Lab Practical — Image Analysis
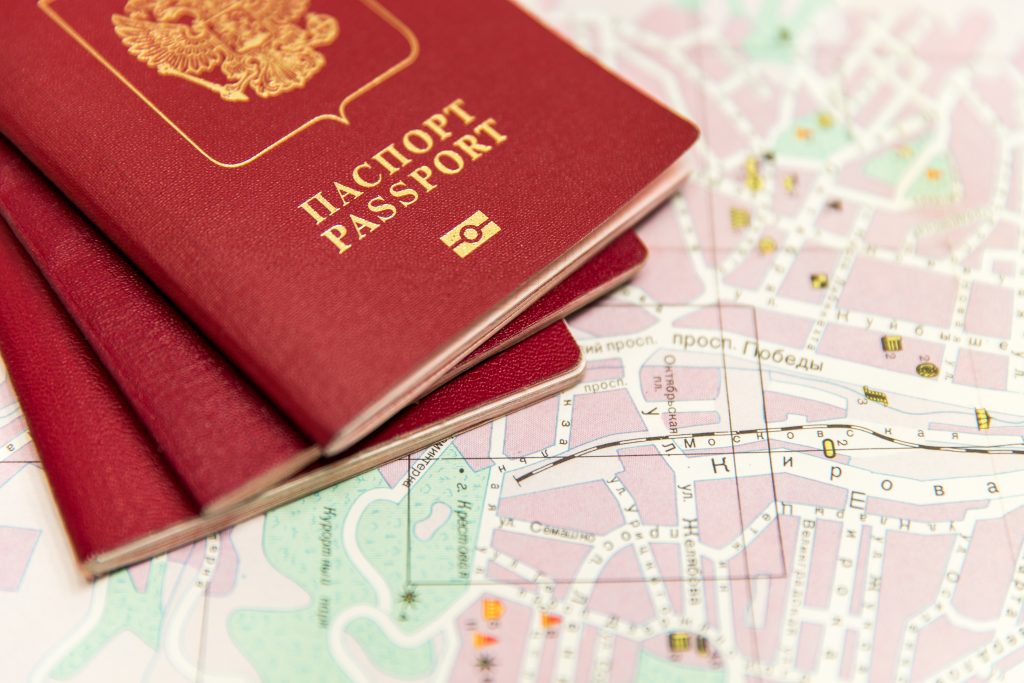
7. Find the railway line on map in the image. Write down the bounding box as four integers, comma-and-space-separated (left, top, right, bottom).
514, 422, 1024, 483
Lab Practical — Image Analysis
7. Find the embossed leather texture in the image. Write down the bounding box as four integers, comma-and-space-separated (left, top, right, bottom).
0, 138, 641, 509
0, 221, 196, 565
0, 139, 309, 510
0, 0, 698, 450
0, 214, 583, 574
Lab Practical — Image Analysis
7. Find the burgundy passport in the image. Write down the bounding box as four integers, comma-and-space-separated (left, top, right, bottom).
0, 218, 584, 575
0, 0, 698, 453
0, 137, 645, 510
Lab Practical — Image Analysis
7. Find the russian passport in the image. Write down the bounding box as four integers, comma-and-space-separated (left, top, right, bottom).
0, 0, 699, 575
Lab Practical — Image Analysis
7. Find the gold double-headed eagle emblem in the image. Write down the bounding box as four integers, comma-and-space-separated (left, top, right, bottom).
112, 0, 339, 102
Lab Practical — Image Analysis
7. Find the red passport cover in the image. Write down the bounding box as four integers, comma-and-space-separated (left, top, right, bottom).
0, 137, 644, 510
0, 0, 698, 451
0, 218, 583, 573
448, 230, 646, 379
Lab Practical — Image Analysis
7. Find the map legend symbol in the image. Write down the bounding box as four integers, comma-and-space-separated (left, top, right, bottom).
730, 207, 751, 230
916, 362, 939, 378
482, 598, 504, 622
473, 633, 498, 649
475, 655, 495, 672
783, 174, 798, 194
822, 439, 836, 458
863, 386, 889, 406
976, 408, 991, 430
881, 335, 903, 352
810, 273, 829, 289
540, 613, 562, 629
758, 237, 777, 254
827, 199, 843, 211
744, 156, 763, 192
697, 636, 710, 655
818, 112, 834, 128
668, 632, 690, 653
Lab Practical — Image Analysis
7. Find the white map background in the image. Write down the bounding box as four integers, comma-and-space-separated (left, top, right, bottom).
4, 0, 1024, 680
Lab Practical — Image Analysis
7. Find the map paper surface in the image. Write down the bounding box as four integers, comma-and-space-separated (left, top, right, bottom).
4, 0, 1024, 681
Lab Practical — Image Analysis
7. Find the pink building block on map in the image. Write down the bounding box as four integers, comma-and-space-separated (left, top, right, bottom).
633, 249, 706, 304
752, 310, 814, 349
499, 481, 625, 536
616, 446, 677, 526
503, 398, 557, 459
570, 303, 658, 338
485, 561, 535, 593
723, 247, 777, 292
726, 516, 797, 661
633, 201, 686, 249
868, 531, 956, 681
964, 221, 1018, 270
581, 359, 624, 383
773, 473, 848, 510
777, 244, 841, 305
795, 622, 824, 673
694, 475, 776, 550
0, 526, 40, 591
764, 391, 846, 423
950, 99, 1000, 210
964, 282, 1013, 339
575, 625, 600, 682
911, 616, 994, 682
839, 257, 958, 328
489, 529, 591, 584
817, 322, 946, 377
588, 547, 657, 625
863, 498, 988, 524
569, 388, 647, 447
650, 543, 683, 612
953, 506, 1024, 621
640, 364, 721, 402
803, 520, 842, 610
840, 628, 859, 679
975, 70, 1023, 129
953, 348, 1009, 391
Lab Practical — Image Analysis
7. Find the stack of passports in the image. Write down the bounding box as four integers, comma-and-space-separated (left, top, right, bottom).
0, 0, 699, 576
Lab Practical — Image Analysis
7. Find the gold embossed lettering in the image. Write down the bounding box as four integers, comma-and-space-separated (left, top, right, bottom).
443, 98, 475, 125
389, 180, 419, 207
333, 181, 364, 207
474, 118, 507, 145
367, 196, 398, 221
321, 224, 352, 254
299, 192, 340, 225
423, 113, 452, 141
350, 213, 380, 239
352, 162, 383, 189
372, 144, 413, 175
434, 150, 465, 175
402, 129, 434, 155
408, 165, 438, 192
301, 100, 510, 256
453, 134, 492, 161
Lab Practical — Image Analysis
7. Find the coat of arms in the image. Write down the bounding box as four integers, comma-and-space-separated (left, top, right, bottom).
112, 0, 340, 102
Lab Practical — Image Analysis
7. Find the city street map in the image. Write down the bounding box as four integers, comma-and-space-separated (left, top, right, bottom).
4, 0, 1024, 681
